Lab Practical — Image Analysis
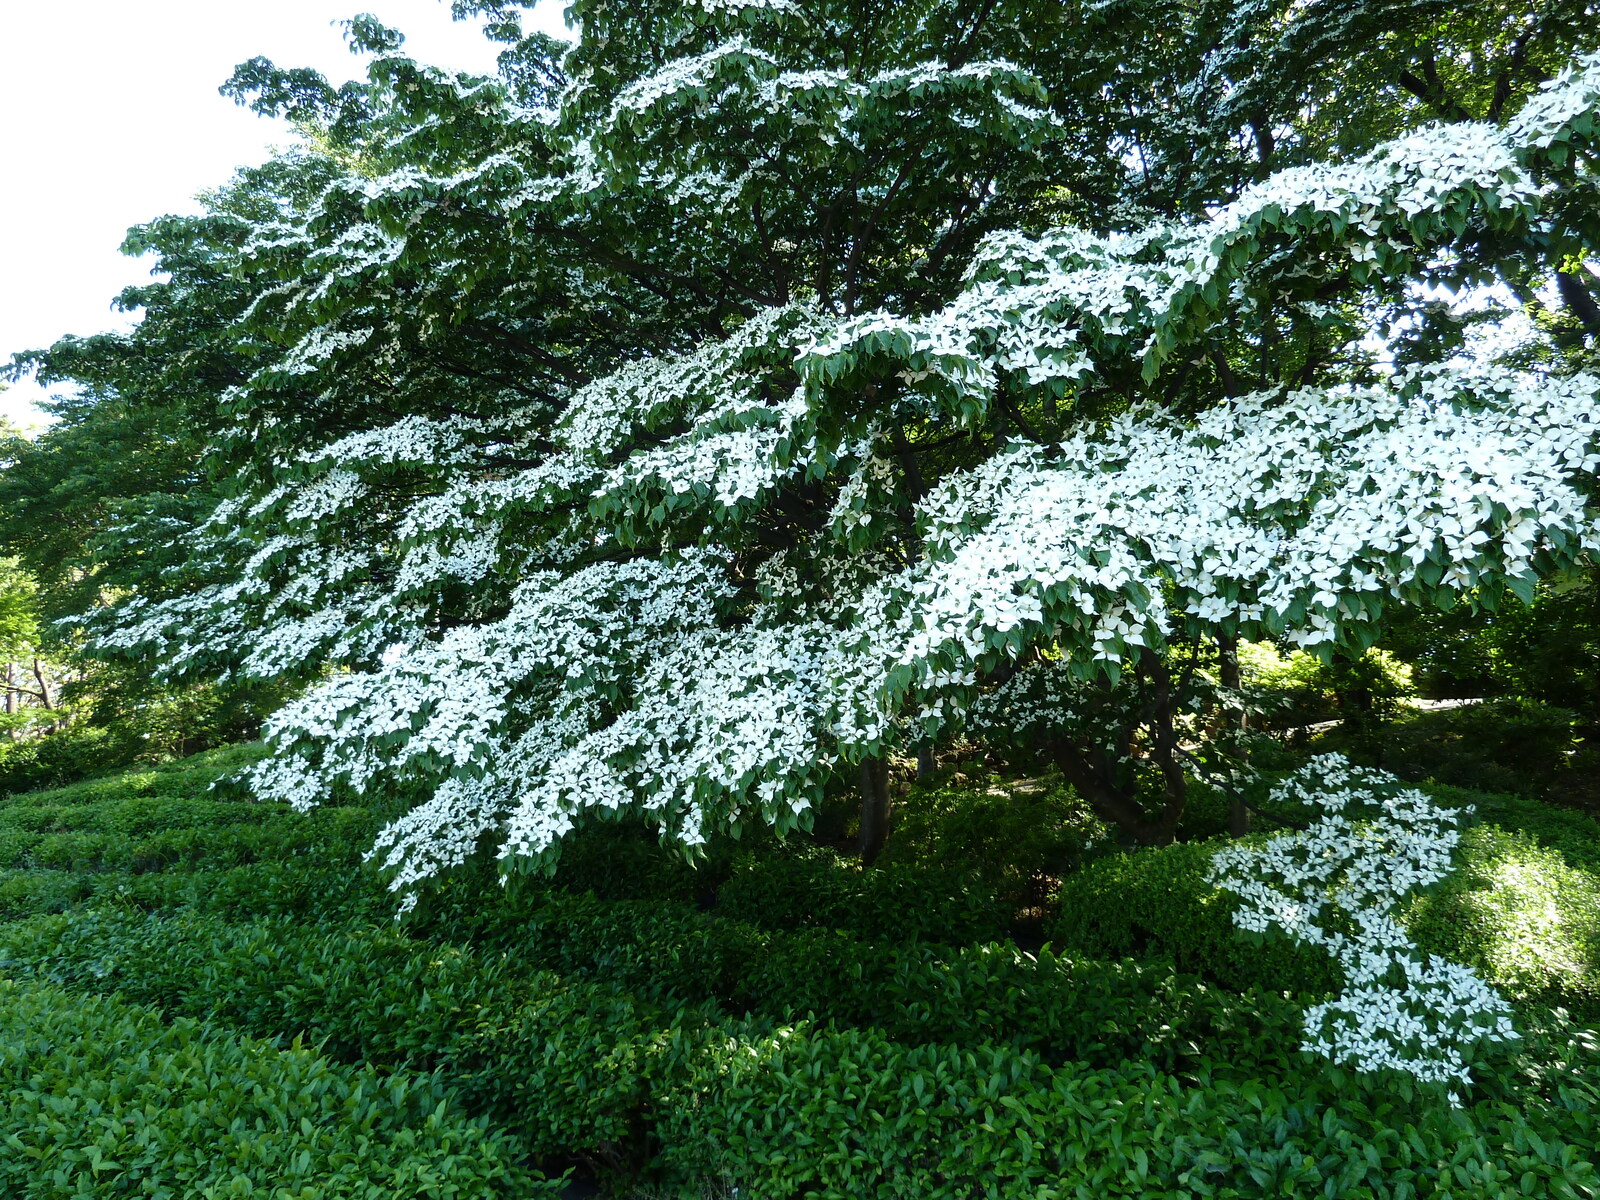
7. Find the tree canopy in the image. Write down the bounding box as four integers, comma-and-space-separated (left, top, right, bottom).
6, 0, 1599, 911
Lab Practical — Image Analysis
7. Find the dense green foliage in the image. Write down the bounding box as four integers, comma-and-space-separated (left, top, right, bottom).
3, 747, 1598, 1196
0, 980, 546, 1199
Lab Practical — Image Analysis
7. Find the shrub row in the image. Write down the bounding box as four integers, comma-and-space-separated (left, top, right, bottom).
0, 977, 555, 1198
1405, 824, 1600, 1018
0, 743, 267, 811
715, 844, 1009, 943
0, 902, 1300, 1082
0, 806, 378, 874
0, 908, 713, 1176
655, 1024, 1600, 1200
0, 860, 393, 923
426, 888, 1302, 1073
6, 912, 1596, 1199
1052, 838, 1342, 995
0, 794, 273, 836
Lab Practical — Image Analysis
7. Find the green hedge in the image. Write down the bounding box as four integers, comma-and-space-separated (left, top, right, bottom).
1405, 825, 1600, 1018
1052, 838, 1342, 995
0, 808, 378, 874
1436, 785, 1600, 873
0, 978, 554, 1198
0, 743, 266, 810
5, 747, 1600, 1197
0, 908, 700, 1173
0, 902, 1303, 1081
0, 861, 392, 924
1052, 818, 1600, 1017
655, 1021, 1600, 1199
879, 774, 1099, 904
8, 909, 1596, 1199
716, 844, 1009, 944
400, 886, 1307, 1074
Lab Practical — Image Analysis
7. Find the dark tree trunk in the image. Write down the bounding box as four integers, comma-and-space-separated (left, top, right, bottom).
857, 755, 892, 864
1216, 634, 1251, 837
1218, 634, 1241, 693
1557, 268, 1600, 339
1046, 739, 1184, 846
916, 744, 936, 781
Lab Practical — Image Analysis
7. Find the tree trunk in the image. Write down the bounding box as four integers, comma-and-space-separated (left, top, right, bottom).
1557, 268, 1600, 339
1047, 740, 1183, 847
1217, 634, 1241, 693
1216, 635, 1251, 836
916, 744, 936, 782
857, 755, 892, 864
32, 659, 55, 711
4, 663, 16, 716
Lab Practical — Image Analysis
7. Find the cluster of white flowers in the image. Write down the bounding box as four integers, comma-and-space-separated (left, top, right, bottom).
1507, 50, 1600, 149
798, 56, 1600, 414
1209, 756, 1518, 1093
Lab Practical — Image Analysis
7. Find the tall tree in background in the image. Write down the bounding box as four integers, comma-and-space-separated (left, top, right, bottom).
4, 0, 1599, 897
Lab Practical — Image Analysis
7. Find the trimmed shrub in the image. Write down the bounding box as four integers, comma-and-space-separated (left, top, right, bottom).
1406, 825, 1600, 1018
0, 742, 266, 810
717, 844, 1008, 944
0, 978, 554, 1198
880, 775, 1099, 907
656, 1021, 1600, 1200
1051, 838, 1342, 995
1370, 699, 1582, 797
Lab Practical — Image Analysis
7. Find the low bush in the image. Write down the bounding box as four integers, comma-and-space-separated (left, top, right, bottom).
1051, 838, 1342, 995
1436, 785, 1600, 873
0, 807, 378, 873
879, 774, 1100, 907
0, 978, 554, 1198
0, 910, 524, 1069
13, 906, 1595, 1200
0, 861, 392, 923
5, 745, 1600, 1197
0, 893, 1310, 1102
656, 1020, 1600, 1200
1053, 810, 1600, 1022
0, 742, 266, 809
0, 907, 711, 1177
0, 869, 90, 920
1367, 699, 1582, 796
1405, 825, 1600, 1018
449, 889, 1310, 1072
716, 843, 1008, 944
0, 725, 120, 798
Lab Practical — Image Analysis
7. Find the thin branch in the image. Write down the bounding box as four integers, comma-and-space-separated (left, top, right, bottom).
1174, 746, 1311, 832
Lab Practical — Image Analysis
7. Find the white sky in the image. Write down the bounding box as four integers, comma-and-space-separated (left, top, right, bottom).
0, 0, 569, 430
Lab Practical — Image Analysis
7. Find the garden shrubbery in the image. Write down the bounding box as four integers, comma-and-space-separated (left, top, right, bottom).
1051, 837, 1344, 995
3, 748, 1600, 1196
0, 978, 552, 1199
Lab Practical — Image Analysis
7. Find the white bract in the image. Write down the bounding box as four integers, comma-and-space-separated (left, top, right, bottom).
1209, 756, 1518, 1094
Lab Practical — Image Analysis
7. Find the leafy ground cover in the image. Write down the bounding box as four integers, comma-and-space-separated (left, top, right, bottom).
2, 747, 1599, 1197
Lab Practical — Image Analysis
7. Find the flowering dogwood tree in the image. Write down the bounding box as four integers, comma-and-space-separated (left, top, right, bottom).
22, 0, 1597, 919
